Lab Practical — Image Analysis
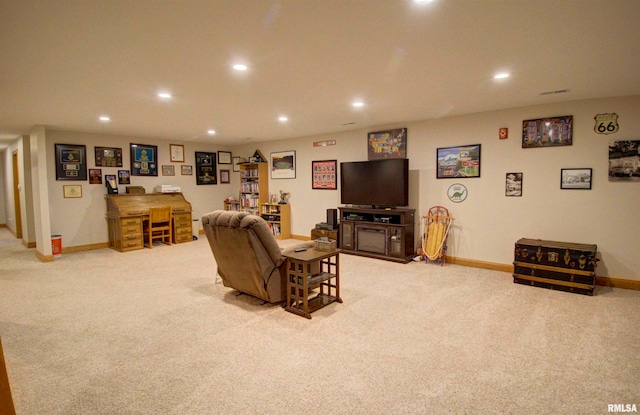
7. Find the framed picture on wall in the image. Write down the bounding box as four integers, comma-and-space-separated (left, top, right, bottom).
608, 140, 640, 181
271, 150, 296, 179
162, 165, 175, 176
55, 144, 87, 180
63, 185, 82, 198
505, 173, 523, 196
218, 151, 232, 164
367, 128, 407, 160
89, 169, 102, 184
118, 170, 130, 184
312, 160, 337, 189
195, 151, 217, 185
55, 143, 88, 181
170, 144, 184, 162
436, 144, 481, 179
522, 115, 573, 148
561, 168, 592, 189
94, 146, 123, 167
181, 165, 193, 175
130, 143, 158, 176
220, 169, 230, 183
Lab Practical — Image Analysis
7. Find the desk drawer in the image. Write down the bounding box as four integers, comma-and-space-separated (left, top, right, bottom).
173, 213, 191, 226
174, 226, 192, 243
121, 217, 142, 227
121, 225, 142, 235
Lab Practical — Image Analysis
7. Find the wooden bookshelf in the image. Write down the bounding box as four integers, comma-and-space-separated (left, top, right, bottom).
261, 203, 290, 239
238, 162, 269, 215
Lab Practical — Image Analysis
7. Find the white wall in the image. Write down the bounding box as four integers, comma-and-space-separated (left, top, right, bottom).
5, 95, 638, 281
45, 129, 234, 247
234, 95, 640, 281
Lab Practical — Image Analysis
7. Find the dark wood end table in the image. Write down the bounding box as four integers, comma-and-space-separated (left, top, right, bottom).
283, 248, 341, 319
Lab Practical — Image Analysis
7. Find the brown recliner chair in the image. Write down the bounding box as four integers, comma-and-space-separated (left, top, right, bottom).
202, 210, 314, 303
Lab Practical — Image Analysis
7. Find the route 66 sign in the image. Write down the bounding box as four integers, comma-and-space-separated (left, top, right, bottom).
594, 113, 619, 135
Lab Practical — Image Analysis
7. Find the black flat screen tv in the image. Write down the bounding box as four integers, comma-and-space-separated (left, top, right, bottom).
340, 158, 409, 207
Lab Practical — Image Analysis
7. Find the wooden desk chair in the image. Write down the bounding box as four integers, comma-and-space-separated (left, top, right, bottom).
144, 207, 172, 248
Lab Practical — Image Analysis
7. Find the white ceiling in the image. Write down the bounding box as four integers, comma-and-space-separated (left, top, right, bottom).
1, 0, 639, 150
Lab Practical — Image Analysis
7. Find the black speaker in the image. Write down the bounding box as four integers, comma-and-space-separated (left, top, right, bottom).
327, 208, 338, 228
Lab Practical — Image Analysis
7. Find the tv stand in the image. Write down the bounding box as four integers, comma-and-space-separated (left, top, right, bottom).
339, 206, 415, 263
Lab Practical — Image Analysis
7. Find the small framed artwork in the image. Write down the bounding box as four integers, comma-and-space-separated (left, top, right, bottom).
271, 150, 296, 179
195, 151, 217, 185
89, 169, 102, 184
522, 115, 573, 148
162, 165, 175, 176
118, 170, 130, 184
220, 169, 230, 183
561, 168, 592, 189
218, 151, 232, 164
181, 165, 193, 175
63, 185, 82, 198
505, 173, 523, 196
312, 160, 337, 190
55, 143, 88, 181
367, 128, 407, 160
130, 143, 158, 176
94, 146, 123, 167
170, 144, 184, 162
436, 144, 481, 179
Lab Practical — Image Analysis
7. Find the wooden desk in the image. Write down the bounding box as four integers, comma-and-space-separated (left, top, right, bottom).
105, 193, 193, 252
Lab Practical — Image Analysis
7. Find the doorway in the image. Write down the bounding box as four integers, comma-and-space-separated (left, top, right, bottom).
12, 151, 22, 239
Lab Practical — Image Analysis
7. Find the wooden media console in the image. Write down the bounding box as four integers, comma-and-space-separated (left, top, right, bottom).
339, 206, 415, 263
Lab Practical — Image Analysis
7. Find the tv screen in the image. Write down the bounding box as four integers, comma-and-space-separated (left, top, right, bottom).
340, 158, 409, 207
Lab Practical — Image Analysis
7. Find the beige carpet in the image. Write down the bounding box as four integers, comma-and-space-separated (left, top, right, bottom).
0, 228, 639, 414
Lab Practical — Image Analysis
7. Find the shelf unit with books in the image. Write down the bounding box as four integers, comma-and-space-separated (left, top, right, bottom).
238, 162, 269, 215
261, 203, 291, 239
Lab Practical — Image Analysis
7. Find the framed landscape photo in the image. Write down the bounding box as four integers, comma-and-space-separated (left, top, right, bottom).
368, 128, 407, 160
94, 146, 123, 167
170, 144, 184, 162
436, 144, 481, 179
271, 150, 296, 179
522, 115, 573, 148
130, 143, 158, 176
312, 160, 337, 189
55, 143, 88, 181
195, 151, 217, 185
561, 168, 592, 189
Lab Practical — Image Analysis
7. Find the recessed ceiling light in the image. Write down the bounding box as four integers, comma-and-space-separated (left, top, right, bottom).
233, 64, 248, 71
352, 101, 364, 107
494, 73, 510, 79
278, 116, 288, 122
207, 129, 216, 135
158, 92, 172, 99
98, 116, 110, 122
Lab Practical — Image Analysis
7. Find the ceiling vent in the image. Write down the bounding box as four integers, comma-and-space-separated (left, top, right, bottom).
540, 89, 570, 96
